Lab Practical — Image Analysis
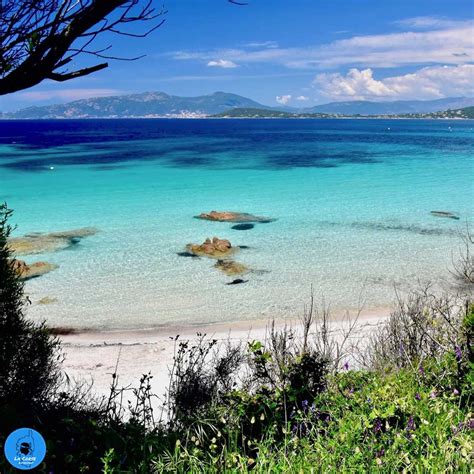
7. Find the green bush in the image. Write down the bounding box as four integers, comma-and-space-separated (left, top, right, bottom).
0, 203, 61, 409
155, 359, 472, 473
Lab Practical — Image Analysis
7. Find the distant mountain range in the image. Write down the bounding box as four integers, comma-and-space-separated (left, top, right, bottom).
1, 91, 474, 119
1, 92, 269, 119
304, 97, 474, 115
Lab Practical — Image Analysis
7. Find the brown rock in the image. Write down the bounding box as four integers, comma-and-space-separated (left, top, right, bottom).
186, 237, 236, 259
214, 260, 249, 276
8, 227, 97, 255
11, 259, 58, 280
195, 211, 274, 223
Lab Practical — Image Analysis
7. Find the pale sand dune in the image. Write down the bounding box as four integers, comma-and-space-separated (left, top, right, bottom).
60, 307, 390, 403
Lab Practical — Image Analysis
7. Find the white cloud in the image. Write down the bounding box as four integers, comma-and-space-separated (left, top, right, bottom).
313, 65, 474, 100
18, 88, 123, 101
276, 95, 292, 105
244, 41, 279, 49
207, 59, 238, 68
296, 95, 309, 101
172, 20, 473, 69
393, 16, 466, 30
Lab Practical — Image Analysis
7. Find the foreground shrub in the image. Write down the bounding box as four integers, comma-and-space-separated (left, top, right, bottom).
152, 358, 473, 473
0, 203, 61, 409
365, 287, 469, 371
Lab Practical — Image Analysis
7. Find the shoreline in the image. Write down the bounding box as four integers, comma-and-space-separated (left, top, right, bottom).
57, 303, 391, 340
59, 306, 391, 400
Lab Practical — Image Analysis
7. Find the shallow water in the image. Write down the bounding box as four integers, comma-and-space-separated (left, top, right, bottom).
0, 119, 472, 329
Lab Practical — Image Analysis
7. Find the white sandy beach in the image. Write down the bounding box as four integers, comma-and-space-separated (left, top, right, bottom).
60, 307, 390, 404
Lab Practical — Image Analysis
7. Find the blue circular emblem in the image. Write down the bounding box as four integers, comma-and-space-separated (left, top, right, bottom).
4, 428, 46, 470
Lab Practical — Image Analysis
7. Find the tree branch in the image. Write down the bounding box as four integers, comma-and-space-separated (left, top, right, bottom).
47, 62, 108, 81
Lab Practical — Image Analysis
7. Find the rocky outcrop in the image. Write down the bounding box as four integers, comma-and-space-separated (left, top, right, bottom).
186, 237, 237, 259
11, 259, 58, 280
195, 211, 274, 223
8, 227, 97, 255
430, 211, 460, 220
214, 259, 249, 276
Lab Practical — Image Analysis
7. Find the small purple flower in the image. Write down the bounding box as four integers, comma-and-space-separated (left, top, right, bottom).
469, 419, 474, 430
452, 421, 465, 435
419, 365, 425, 376
429, 390, 437, 399
453, 388, 459, 396
406, 416, 415, 432
373, 418, 383, 434
455, 346, 462, 362
376, 448, 385, 458
348, 387, 354, 395
415, 393, 421, 401
343, 361, 349, 370
302, 399, 309, 411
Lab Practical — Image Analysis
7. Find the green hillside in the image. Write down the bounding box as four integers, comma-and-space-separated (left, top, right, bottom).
212, 107, 334, 118
214, 106, 474, 119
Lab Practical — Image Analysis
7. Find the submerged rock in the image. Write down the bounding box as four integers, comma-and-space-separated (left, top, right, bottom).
231, 223, 255, 231
214, 259, 249, 276
430, 211, 460, 220
186, 237, 237, 259
11, 259, 58, 280
38, 296, 58, 305
8, 227, 98, 255
226, 278, 248, 285
177, 251, 200, 258
195, 211, 274, 223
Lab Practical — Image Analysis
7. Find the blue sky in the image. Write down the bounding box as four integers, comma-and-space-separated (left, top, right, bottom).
1, 0, 473, 111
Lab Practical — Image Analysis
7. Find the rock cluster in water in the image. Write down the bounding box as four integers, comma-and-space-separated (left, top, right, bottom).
8, 227, 97, 255
7, 227, 97, 284
186, 210, 275, 282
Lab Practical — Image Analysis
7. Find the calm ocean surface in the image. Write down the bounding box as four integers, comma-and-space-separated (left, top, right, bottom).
0, 119, 473, 329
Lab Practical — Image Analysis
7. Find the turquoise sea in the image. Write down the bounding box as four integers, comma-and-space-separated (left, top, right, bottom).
0, 119, 473, 329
